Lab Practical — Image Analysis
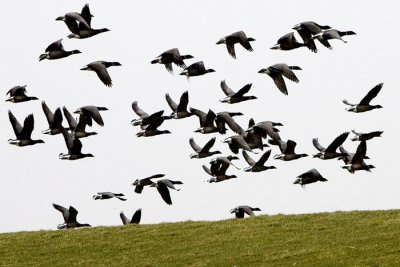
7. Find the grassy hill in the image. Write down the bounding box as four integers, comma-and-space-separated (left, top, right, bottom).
1, 210, 399, 266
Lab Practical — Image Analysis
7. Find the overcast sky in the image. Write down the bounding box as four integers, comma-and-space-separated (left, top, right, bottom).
1, 1, 399, 233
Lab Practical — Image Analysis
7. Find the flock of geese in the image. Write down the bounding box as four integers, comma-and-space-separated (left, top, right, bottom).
6, 4, 385, 228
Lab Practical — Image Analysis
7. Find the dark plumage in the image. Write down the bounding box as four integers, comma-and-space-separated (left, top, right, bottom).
52, 203, 91, 229
209, 156, 240, 174
180, 61, 215, 77
219, 80, 257, 104
39, 39, 81, 61
202, 164, 237, 183
59, 128, 94, 160
132, 174, 165, 194
230, 205, 261, 218
120, 209, 142, 225
62, 106, 97, 138
216, 31, 255, 58
292, 21, 331, 52
341, 142, 374, 173
130, 101, 168, 128
193, 109, 219, 134
166, 91, 192, 119
80, 61, 121, 87
6, 85, 38, 103
351, 130, 383, 141
223, 135, 253, 154
73, 105, 108, 127
56, 9, 90, 35
93, 192, 126, 201
343, 83, 383, 113
258, 64, 301, 95
150, 179, 183, 205
271, 32, 306, 51
189, 137, 221, 159
151, 48, 194, 73
273, 140, 308, 161
8, 111, 44, 146
41, 101, 63, 135
215, 111, 244, 134
313, 132, 349, 160
312, 29, 356, 49
136, 118, 171, 137
242, 150, 276, 172
294, 169, 327, 187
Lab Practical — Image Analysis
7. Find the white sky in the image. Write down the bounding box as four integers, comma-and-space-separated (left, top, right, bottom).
1, 1, 399, 233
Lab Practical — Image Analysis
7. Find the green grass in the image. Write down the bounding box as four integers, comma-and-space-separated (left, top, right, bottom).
1, 210, 399, 266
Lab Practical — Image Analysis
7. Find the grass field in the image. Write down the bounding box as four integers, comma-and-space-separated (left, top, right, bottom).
1, 210, 399, 266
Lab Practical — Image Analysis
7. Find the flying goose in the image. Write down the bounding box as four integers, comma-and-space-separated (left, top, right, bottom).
193, 109, 220, 134
80, 61, 121, 87
73, 105, 108, 127
165, 91, 192, 119
351, 130, 383, 141
52, 203, 91, 229
62, 106, 97, 138
151, 48, 194, 73
242, 150, 276, 172
312, 29, 356, 49
313, 132, 349, 159
41, 101, 63, 135
120, 209, 142, 225
223, 135, 254, 154
6, 85, 38, 103
216, 31, 255, 58
180, 61, 215, 78
56, 8, 90, 35
59, 128, 94, 160
39, 39, 81, 61
93, 192, 126, 201
189, 137, 221, 159
150, 179, 183, 205
271, 32, 306, 51
258, 64, 301, 95
136, 119, 171, 137
294, 169, 327, 187
202, 164, 237, 183
219, 80, 257, 104
132, 174, 166, 193
339, 144, 374, 174
292, 21, 331, 52
343, 83, 383, 113
230, 206, 261, 218
8, 111, 44, 146
130, 101, 168, 128
215, 111, 244, 134
210, 156, 240, 174
341, 141, 374, 173
245, 121, 285, 150
273, 140, 308, 161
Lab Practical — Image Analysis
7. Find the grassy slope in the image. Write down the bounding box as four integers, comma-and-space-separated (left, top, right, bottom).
1, 210, 399, 266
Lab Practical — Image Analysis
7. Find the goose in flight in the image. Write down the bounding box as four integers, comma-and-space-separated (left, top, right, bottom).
343, 83, 383, 113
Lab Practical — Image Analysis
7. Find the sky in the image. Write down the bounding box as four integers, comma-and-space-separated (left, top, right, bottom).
1, 1, 399, 233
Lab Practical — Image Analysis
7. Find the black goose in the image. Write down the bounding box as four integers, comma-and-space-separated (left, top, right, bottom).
312, 29, 356, 49
52, 203, 91, 229
68, 24, 110, 39
39, 39, 81, 61
313, 132, 349, 160
242, 150, 276, 172
292, 21, 331, 52
180, 61, 215, 78
343, 83, 383, 113
242, 119, 269, 151
202, 164, 237, 183
215, 111, 244, 134
8, 111, 44, 146
62, 106, 97, 138
132, 174, 166, 193
245, 121, 285, 150
120, 209, 142, 225
59, 128, 94, 160
42, 101, 63, 135
273, 140, 308, 161
189, 137, 221, 159
165, 91, 192, 119
271, 32, 306, 51
294, 169, 327, 187
230, 206, 261, 218
80, 61, 121, 87
340, 142, 374, 173
216, 31, 255, 58
193, 109, 220, 134
210, 156, 240, 173
130, 101, 167, 128
351, 130, 383, 141
6, 85, 38, 103
56, 8, 90, 36
151, 48, 194, 73
73, 105, 108, 127
136, 119, 171, 137
223, 135, 254, 154
93, 192, 126, 201
219, 80, 256, 104
259, 64, 301, 95
150, 179, 183, 205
